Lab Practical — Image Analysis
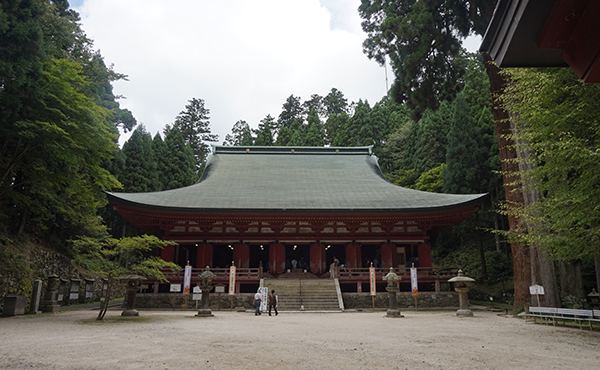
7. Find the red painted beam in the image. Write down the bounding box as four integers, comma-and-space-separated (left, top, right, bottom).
537, 0, 591, 49
562, 1, 600, 82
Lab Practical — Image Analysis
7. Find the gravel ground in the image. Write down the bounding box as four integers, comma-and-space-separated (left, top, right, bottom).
0, 308, 599, 370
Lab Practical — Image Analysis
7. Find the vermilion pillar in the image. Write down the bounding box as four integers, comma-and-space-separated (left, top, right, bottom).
418, 243, 432, 268
160, 244, 175, 263
345, 243, 362, 268
195, 243, 213, 268
310, 243, 325, 273
381, 243, 396, 268
269, 243, 285, 273
233, 243, 250, 268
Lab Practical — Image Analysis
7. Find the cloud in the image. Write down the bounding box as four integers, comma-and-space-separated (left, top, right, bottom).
73, 0, 387, 145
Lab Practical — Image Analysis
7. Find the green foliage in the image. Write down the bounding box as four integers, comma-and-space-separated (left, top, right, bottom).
72, 234, 181, 320
163, 126, 197, 189
303, 94, 324, 118
484, 250, 513, 285
443, 93, 486, 194
253, 115, 275, 146
324, 113, 349, 146
380, 120, 412, 177
359, 0, 496, 118
223, 120, 253, 146
413, 163, 445, 193
0, 58, 120, 239
393, 168, 419, 188
173, 98, 219, 172
73, 234, 179, 280
0, 1, 133, 243
322, 88, 348, 115
304, 109, 324, 146
119, 125, 160, 192
275, 126, 293, 146
502, 68, 600, 260
277, 95, 304, 132
0, 236, 34, 296
414, 103, 451, 173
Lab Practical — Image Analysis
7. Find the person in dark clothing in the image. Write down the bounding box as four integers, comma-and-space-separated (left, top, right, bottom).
268, 289, 278, 316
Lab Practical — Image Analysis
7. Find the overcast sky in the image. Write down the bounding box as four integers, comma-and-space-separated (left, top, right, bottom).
71, 0, 480, 146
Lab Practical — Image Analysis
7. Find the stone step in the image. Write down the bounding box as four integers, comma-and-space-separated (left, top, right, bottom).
262, 278, 341, 311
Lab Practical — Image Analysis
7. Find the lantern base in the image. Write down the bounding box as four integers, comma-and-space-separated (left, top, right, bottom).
456, 309, 473, 317
386, 309, 404, 318
121, 309, 139, 317
195, 309, 214, 317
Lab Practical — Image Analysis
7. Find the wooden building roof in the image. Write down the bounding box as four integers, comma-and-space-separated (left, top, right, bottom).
106, 146, 486, 215
480, 0, 600, 83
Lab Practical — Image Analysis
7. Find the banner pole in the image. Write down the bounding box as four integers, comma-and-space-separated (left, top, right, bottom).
183, 261, 191, 310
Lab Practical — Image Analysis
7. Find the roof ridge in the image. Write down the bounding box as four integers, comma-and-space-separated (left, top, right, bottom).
211, 145, 373, 155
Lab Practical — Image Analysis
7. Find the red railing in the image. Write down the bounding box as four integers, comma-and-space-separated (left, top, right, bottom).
336, 266, 458, 282
159, 267, 261, 283
153, 266, 458, 284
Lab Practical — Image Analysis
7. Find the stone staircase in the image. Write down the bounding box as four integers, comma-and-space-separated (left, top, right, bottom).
262, 278, 342, 311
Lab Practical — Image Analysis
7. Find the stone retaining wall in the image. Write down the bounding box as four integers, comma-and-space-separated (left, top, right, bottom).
342, 291, 459, 309
135, 291, 459, 310
136, 293, 255, 310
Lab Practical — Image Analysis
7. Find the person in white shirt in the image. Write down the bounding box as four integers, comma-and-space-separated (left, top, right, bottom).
253, 288, 262, 316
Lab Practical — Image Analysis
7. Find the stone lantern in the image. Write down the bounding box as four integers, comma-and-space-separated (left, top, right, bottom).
587, 289, 600, 310
383, 267, 403, 318
119, 274, 146, 316
40, 275, 61, 313
448, 269, 475, 317
195, 266, 216, 317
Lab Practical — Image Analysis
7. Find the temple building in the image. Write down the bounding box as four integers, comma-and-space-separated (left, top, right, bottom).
106, 146, 486, 293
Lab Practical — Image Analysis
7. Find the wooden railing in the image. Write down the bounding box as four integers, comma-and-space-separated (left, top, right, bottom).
336, 266, 459, 282
153, 266, 458, 284
160, 267, 261, 283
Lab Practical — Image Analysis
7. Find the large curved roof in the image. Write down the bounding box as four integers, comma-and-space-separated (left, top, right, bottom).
106, 146, 486, 214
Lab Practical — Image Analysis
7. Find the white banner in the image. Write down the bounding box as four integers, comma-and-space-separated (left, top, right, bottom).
410, 267, 418, 296
229, 266, 237, 295
369, 266, 376, 296
259, 287, 269, 312
183, 265, 192, 294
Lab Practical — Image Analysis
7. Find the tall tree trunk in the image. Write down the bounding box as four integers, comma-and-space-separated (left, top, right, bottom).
559, 260, 586, 302
595, 254, 600, 292
483, 53, 531, 310
512, 111, 561, 308
537, 252, 560, 307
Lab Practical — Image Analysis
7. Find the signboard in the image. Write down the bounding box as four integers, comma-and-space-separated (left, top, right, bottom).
69, 284, 79, 300
192, 286, 202, 301
183, 265, 192, 295
529, 285, 545, 295
170, 284, 181, 292
215, 285, 225, 293
259, 287, 269, 312
228, 266, 236, 295
410, 266, 418, 296
369, 266, 376, 296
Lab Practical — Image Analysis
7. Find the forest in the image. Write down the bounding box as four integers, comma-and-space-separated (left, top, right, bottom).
1, 0, 599, 310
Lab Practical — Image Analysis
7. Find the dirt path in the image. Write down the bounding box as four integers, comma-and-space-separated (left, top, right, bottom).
0, 309, 598, 369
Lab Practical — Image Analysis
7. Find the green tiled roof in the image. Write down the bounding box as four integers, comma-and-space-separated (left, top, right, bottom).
106, 146, 486, 213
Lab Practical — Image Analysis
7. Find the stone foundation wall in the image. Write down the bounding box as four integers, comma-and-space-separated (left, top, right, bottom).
135, 291, 459, 310
136, 293, 255, 310
1, 246, 116, 310
342, 291, 459, 309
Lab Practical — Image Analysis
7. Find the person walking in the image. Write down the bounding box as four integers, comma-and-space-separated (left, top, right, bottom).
253, 288, 262, 316
268, 289, 278, 316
